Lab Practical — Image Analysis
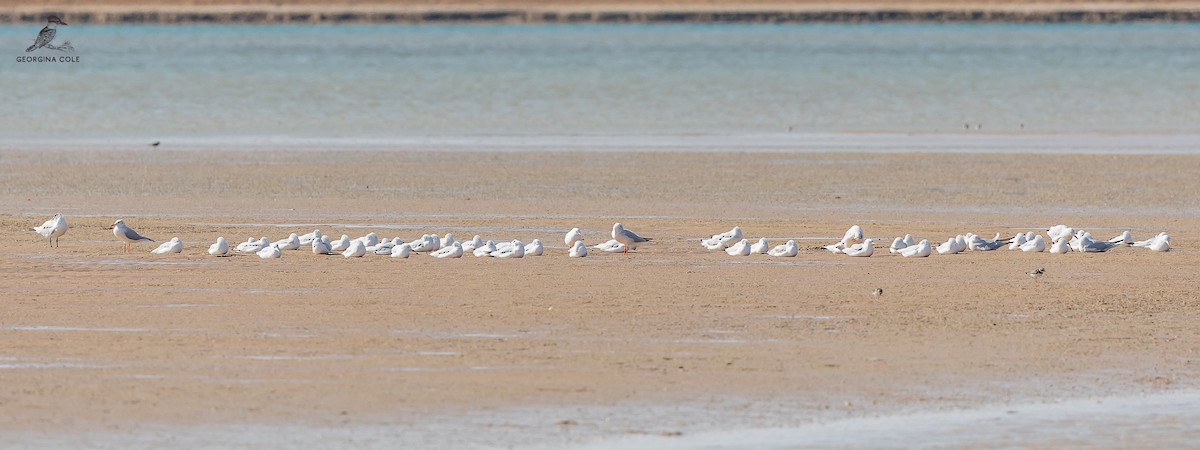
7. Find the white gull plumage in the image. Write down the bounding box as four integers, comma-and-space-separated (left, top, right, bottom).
725, 239, 751, 256
151, 237, 183, 255
430, 242, 464, 259
209, 237, 229, 256
257, 243, 282, 259
767, 240, 798, 257
32, 213, 68, 247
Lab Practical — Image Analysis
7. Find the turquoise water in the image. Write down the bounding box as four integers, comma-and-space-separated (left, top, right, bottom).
3, 24, 1200, 144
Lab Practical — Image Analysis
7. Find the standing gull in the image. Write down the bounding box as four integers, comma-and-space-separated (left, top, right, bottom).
110, 219, 154, 253
611, 223, 651, 254
32, 213, 68, 247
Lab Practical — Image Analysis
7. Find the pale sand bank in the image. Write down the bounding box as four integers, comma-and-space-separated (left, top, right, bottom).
1, 148, 1198, 446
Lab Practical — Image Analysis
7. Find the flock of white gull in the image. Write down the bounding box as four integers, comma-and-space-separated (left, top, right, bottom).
31, 214, 1171, 259
30, 214, 651, 259
705, 224, 1172, 257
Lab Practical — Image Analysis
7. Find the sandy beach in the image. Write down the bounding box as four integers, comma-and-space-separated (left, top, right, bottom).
2, 146, 1198, 446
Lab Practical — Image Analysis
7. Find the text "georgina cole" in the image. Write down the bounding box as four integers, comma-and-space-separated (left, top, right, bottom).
15, 56, 80, 63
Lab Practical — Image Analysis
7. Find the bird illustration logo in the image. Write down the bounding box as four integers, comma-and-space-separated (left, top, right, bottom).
27, 16, 73, 53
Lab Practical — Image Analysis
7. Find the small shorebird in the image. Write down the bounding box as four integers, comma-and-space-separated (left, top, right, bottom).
1028, 267, 1045, 280
872, 288, 883, 298
26, 16, 66, 53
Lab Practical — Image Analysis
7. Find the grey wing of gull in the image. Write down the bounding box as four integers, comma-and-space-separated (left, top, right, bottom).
1083, 240, 1116, 252
621, 229, 651, 243
121, 227, 154, 242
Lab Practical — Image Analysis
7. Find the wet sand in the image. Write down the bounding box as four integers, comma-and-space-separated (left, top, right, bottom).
2, 146, 1199, 446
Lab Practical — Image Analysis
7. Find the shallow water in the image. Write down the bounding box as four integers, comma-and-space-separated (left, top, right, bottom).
7, 389, 1199, 448
569, 390, 1200, 449
4, 24, 1200, 151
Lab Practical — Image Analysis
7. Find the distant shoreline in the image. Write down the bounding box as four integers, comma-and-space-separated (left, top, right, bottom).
6, 5, 1200, 24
